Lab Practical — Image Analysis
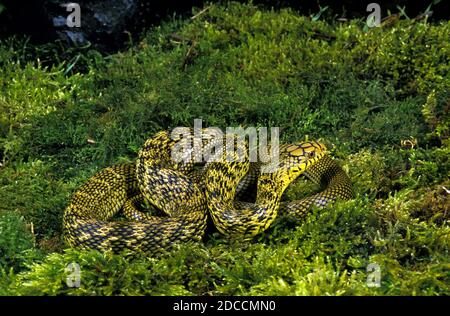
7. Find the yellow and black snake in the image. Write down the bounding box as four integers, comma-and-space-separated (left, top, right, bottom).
63, 130, 353, 254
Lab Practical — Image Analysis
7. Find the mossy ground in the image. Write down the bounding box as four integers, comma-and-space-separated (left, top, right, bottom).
0, 2, 449, 295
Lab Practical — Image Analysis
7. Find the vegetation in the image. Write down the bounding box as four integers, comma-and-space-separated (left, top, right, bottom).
0, 2, 448, 295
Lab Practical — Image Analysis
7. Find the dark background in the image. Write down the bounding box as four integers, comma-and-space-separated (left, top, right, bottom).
0, 0, 448, 52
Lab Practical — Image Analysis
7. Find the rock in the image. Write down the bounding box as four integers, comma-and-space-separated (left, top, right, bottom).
48, 0, 139, 49
0, 0, 204, 51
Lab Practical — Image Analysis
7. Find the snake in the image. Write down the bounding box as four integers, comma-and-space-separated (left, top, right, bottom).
63, 129, 353, 254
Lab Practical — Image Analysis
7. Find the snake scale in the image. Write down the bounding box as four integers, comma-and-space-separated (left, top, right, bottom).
63, 130, 353, 254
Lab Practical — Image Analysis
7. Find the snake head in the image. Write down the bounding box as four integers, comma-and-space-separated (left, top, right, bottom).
262, 140, 327, 175
285, 140, 327, 169
285, 141, 327, 159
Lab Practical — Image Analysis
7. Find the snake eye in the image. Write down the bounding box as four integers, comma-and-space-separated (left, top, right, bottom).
307, 151, 315, 158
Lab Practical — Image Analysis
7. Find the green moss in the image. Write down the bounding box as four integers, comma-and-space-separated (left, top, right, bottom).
0, 2, 448, 295
0, 160, 74, 239
0, 212, 33, 269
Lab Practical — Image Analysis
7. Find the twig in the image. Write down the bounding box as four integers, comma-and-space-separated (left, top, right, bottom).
190, 5, 211, 20
170, 33, 192, 45
181, 41, 198, 70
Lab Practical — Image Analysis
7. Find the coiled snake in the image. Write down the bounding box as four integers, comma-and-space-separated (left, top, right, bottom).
63, 130, 353, 254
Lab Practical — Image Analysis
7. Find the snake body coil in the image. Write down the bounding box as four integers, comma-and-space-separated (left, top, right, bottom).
63, 130, 353, 253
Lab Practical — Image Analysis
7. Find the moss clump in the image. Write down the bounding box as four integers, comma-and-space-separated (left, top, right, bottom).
0, 212, 34, 270
0, 2, 448, 295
